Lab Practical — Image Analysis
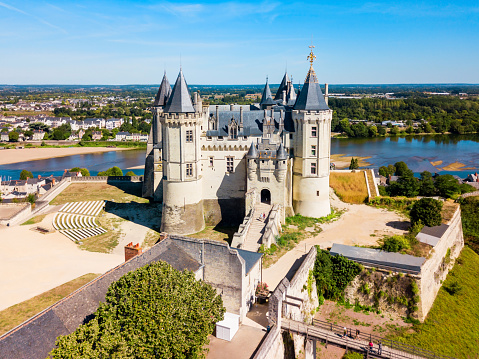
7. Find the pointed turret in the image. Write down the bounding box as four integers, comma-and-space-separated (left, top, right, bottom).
260, 77, 275, 108
153, 72, 172, 107
286, 79, 297, 105
294, 50, 329, 111
276, 143, 288, 160
274, 72, 290, 100
164, 68, 195, 113
246, 142, 258, 158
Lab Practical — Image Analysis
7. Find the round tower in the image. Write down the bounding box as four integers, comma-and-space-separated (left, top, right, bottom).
292, 47, 332, 218
160, 69, 205, 235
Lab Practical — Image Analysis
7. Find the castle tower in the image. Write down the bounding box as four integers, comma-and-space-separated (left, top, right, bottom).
259, 77, 275, 109
142, 72, 171, 199
160, 69, 205, 234
291, 46, 332, 218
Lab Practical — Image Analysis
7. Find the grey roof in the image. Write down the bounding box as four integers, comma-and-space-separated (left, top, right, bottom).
153, 72, 172, 107
246, 142, 258, 158
153, 241, 202, 273
260, 79, 275, 106
419, 224, 449, 239
287, 80, 297, 105
206, 108, 294, 137
236, 248, 263, 275
293, 66, 329, 111
276, 143, 288, 160
330, 243, 426, 274
274, 72, 289, 100
164, 69, 195, 113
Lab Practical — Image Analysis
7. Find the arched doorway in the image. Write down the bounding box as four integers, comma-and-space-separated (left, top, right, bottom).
261, 189, 271, 205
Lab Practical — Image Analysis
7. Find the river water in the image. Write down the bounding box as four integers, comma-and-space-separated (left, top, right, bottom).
0, 134, 478, 180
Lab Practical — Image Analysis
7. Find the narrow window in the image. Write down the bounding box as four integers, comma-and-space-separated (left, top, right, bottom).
289, 133, 293, 139
186, 163, 193, 177
311, 162, 317, 175
226, 157, 234, 173
316, 191, 320, 196
311, 126, 317, 137
209, 157, 214, 167
218, 136, 223, 140
311, 145, 316, 156
186, 130, 193, 143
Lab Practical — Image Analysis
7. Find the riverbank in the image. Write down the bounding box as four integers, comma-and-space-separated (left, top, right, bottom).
0, 147, 133, 166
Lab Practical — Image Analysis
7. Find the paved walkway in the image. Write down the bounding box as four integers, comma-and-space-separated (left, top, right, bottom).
281, 318, 427, 359
242, 203, 271, 252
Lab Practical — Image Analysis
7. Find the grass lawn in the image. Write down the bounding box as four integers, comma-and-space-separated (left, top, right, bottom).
21, 214, 46, 226
0, 273, 100, 336
330, 171, 369, 204
393, 247, 479, 358
78, 213, 124, 253
50, 183, 149, 205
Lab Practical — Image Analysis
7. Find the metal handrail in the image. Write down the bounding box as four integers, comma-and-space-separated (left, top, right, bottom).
312, 319, 456, 359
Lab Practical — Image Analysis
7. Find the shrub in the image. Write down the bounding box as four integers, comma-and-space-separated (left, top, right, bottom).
343, 352, 363, 359
382, 235, 410, 252
70, 167, 90, 176
444, 280, 462, 295
125, 170, 137, 176
410, 197, 443, 227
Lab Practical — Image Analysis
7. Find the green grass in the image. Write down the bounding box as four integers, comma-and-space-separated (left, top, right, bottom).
0, 273, 100, 336
50, 183, 148, 205
21, 214, 46, 226
393, 247, 479, 358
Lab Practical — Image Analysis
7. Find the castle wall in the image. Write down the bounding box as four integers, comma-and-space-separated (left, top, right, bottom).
292, 175, 330, 218
418, 206, 464, 320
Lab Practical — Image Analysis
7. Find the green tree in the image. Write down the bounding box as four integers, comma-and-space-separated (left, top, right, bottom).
397, 172, 420, 197
419, 171, 436, 196
394, 161, 410, 176
8, 131, 19, 142
26, 193, 36, 205
389, 126, 399, 135
48, 261, 225, 359
125, 171, 137, 176
349, 157, 359, 170
434, 174, 461, 198
98, 166, 123, 176
410, 198, 443, 227
70, 167, 90, 176
20, 170, 33, 180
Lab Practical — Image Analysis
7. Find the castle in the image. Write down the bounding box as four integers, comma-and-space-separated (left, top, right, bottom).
143, 48, 332, 235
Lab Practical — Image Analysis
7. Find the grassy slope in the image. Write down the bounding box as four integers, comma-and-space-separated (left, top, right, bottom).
50, 183, 148, 205
394, 247, 479, 358
0, 273, 99, 336
329, 171, 369, 204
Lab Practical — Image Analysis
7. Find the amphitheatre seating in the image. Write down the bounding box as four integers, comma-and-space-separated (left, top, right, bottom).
54, 201, 107, 243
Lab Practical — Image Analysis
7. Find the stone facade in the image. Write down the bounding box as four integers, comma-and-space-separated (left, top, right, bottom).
143, 51, 332, 235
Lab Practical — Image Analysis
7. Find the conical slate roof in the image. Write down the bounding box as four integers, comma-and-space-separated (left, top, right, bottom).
276, 143, 288, 160
153, 72, 172, 107
293, 66, 329, 111
287, 81, 297, 105
164, 69, 195, 113
274, 72, 290, 100
260, 78, 275, 106
246, 142, 258, 158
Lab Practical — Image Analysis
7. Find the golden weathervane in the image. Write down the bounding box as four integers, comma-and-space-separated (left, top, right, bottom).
307, 44, 316, 67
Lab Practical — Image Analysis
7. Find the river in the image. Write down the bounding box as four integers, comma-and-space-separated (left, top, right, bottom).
0, 134, 478, 180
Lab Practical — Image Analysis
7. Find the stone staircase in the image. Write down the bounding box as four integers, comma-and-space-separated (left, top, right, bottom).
242, 203, 272, 252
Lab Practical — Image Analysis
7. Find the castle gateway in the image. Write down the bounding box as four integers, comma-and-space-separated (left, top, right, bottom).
143, 49, 332, 235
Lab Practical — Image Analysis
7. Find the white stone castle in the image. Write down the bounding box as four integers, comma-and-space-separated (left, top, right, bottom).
143, 48, 332, 235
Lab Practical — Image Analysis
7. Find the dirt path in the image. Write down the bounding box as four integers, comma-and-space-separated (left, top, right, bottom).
263, 189, 409, 289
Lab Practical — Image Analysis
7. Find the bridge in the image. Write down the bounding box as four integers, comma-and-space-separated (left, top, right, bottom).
281, 318, 456, 359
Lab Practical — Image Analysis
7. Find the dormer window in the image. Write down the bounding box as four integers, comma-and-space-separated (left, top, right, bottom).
228, 119, 238, 139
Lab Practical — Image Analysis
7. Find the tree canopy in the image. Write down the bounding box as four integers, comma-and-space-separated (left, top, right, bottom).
70, 167, 90, 176
410, 198, 443, 227
98, 166, 123, 176
48, 261, 225, 359
20, 169, 33, 180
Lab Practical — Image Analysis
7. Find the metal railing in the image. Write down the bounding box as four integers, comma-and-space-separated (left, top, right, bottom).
312, 319, 456, 359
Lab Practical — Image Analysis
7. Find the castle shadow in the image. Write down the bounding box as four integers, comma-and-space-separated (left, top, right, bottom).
385, 220, 410, 231
103, 200, 162, 234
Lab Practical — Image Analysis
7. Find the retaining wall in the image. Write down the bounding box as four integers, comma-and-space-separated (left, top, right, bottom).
0, 203, 31, 226
262, 204, 282, 248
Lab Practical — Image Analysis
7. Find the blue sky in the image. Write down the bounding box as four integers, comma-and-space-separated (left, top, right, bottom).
0, 1, 478, 85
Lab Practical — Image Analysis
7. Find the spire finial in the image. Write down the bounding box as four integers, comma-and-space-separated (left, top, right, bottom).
307, 43, 316, 67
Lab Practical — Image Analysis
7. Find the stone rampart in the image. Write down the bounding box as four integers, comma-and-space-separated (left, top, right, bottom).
262, 204, 282, 248
0, 203, 31, 226
231, 208, 255, 248
418, 206, 464, 320
70, 176, 143, 183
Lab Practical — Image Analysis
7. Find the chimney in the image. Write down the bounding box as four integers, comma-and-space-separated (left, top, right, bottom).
239, 107, 244, 131
193, 91, 198, 105
324, 83, 329, 105
230, 104, 234, 111
124, 242, 142, 262
52, 178, 56, 186
159, 232, 169, 241
38, 175, 41, 179
282, 90, 286, 105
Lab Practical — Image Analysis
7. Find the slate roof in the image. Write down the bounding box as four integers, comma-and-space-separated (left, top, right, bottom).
259, 79, 275, 107
164, 69, 195, 113
205, 108, 294, 137
274, 72, 289, 100
246, 142, 258, 158
153, 72, 172, 107
330, 243, 426, 274
235, 248, 263, 275
293, 65, 329, 111
276, 143, 288, 160
419, 224, 449, 239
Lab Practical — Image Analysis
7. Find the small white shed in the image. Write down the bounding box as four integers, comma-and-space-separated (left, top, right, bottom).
215, 312, 239, 341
